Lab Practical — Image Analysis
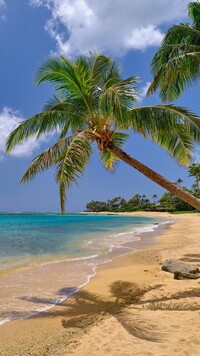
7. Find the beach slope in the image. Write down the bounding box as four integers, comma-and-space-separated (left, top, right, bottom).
0, 213, 200, 356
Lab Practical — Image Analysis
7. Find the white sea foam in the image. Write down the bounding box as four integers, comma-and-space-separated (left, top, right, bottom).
0, 317, 11, 326
36, 253, 101, 268
84, 221, 163, 252
0, 258, 107, 326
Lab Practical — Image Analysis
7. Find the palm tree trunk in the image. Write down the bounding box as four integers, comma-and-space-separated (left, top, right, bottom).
108, 143, 200, 211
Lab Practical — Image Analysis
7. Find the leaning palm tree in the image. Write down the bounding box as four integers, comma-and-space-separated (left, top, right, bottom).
148, 1, 200, 102
6, 53, 200, 213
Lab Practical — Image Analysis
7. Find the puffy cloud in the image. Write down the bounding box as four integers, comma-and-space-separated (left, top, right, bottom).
0, 107, 48, 159
125, 26, 163, 51
29, 0, 190, 56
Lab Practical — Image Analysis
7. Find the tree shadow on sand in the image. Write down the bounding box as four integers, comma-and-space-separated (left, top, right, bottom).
60, 281, 165, 342
139, 287, 200, 311
18, 282, 163, 342
17, 280, 200, 343
20, 287, 78, 305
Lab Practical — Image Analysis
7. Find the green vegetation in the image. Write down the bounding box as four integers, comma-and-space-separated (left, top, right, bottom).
6, 53, 200, 212
172, 211, 198, 215
86, 195, 152, 213
188, 162, 200, 191
149, 1, 200, 101
86, 166, 200, 213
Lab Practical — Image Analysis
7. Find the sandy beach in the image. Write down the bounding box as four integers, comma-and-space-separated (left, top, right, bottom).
0, 212, 200, 355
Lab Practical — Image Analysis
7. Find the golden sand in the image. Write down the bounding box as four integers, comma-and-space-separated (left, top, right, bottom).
0, 212, 200, 356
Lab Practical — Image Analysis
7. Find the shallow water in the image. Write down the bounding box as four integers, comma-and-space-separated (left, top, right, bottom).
0, 213, 167, 324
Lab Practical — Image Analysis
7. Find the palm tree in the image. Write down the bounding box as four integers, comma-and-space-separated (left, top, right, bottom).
6, 53, 200, 213
176, 178, 183, 186
152, 194, 158, 204
188, 162, 200, 189
148, 1, 200, 102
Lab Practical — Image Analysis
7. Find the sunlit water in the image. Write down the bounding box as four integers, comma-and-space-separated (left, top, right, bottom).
0, 213, 168, 324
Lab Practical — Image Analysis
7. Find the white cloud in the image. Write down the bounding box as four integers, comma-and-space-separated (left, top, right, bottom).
0, 0, 5, 6
0, 107, 48, 159
125, 26, 163, 51
29, 0, 190, 56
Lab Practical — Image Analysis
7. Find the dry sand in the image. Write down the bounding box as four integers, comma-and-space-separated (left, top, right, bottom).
0, 212, 200, 356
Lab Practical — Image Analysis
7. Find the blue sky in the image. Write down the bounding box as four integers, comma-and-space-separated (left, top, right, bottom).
0, 0, 199, 212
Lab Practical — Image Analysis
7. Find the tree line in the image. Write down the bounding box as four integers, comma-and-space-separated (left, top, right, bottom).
86, 163, 200, 213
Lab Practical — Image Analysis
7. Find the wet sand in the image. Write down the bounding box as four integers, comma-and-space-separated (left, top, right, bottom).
0, 212, 200, 355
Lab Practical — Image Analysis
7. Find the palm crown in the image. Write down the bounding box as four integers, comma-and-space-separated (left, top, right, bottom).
6, 53, 200, 212
188, 162, 200, 188
148, 1, 200, 101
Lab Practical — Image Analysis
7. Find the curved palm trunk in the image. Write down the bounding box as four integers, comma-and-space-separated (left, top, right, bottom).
108, 143, 200, 211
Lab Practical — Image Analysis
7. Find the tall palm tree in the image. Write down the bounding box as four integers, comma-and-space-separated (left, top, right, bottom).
6, 53, 200, 213
148, 1, 200, 102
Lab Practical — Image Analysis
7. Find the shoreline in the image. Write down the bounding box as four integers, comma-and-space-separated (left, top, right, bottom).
0, 213, 169, 326
0, 212, 200, 355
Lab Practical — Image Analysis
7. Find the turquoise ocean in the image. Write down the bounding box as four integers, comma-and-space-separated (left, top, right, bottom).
0, 213, 168, 325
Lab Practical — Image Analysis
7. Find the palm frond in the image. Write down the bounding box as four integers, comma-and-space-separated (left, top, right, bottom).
44, 96, 90, 135
6, 109, 85, 155
89, 53, 122, 112
149, 50, 200, 101
162, 24, 200, 45
43, 93, 70, 111
6, 111, 69, 154
100, 151, 119, 171
20, 138, 69, 183
89, 52, 114, 84
56, 132, 92, 213
188, 1, 200, 28
155, 126, 194, 166
149, 21, 200, 101
59, 182, 67, 215
36, 56, 91, 114
74, 55, 90, 81
21, 133, 92, 213
128, 105, 200, 165
99, 76, 139, 125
